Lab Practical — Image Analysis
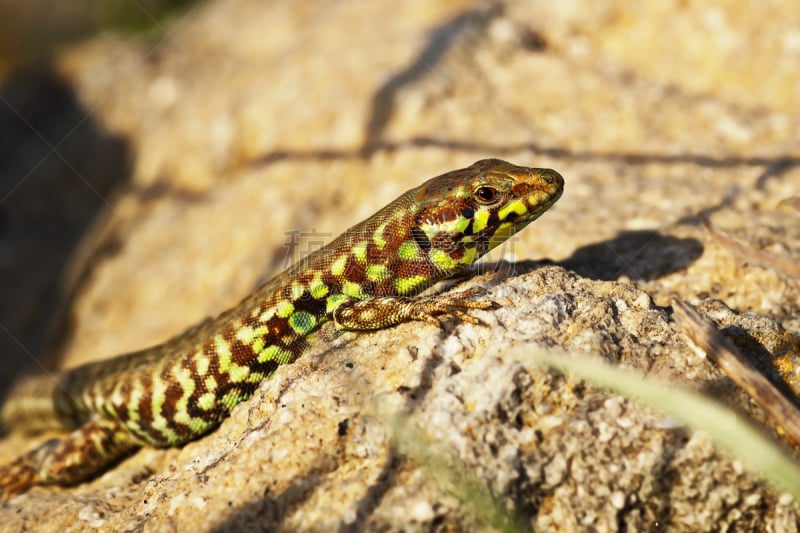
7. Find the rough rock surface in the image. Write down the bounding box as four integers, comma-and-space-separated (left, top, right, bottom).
1, 0, 799, 531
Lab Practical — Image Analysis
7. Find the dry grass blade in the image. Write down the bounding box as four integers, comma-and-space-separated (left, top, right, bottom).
506, 345, 800, 498
387, 413, 531, 533
672, 299, 800, 444
702, 217, 800, 277
777, 197, 800, 213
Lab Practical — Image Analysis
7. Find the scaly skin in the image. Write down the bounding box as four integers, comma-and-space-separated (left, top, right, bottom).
0, 159, 563, 497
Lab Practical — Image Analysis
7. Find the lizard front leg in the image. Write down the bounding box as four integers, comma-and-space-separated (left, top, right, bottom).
332, 287, 498, 330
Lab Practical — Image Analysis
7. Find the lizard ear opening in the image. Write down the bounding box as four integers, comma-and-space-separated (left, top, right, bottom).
411, 226, 431, 253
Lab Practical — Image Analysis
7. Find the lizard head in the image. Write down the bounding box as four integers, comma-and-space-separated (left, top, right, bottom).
411, 158, 564, 272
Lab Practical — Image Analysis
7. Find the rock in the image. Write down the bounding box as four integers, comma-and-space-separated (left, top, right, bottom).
1, 0, 798, 530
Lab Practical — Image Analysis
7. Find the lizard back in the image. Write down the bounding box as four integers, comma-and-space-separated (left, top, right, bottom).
0, 159, 563, 495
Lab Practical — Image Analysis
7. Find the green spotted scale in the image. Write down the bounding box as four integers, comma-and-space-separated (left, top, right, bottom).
0, 159, 563, 497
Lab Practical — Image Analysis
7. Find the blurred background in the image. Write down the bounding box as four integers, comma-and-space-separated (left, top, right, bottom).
0, 0, 798, 401
0, 0, 198, 394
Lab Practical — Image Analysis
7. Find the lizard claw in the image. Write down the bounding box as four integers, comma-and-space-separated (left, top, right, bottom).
409, 287, 500, 326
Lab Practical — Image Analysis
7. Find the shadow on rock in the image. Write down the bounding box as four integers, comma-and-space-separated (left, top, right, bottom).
0, 67, 131, 400
560, 230, 703, 281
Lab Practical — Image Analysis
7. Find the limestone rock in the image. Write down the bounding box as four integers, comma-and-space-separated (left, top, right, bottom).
1, 0, 799, 530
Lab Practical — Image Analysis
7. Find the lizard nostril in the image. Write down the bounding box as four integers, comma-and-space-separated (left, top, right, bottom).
543, 170, 564, 187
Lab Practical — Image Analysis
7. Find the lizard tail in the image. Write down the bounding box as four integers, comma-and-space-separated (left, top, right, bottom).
1, 374, 66, 434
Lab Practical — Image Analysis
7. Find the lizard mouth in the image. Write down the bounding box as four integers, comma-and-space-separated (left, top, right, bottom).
527, 169, 564, 206
498, 168, 564, 226
525, 169, 564, 217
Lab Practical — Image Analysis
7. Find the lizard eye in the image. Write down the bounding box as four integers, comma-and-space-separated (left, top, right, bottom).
474, 186, 499, 205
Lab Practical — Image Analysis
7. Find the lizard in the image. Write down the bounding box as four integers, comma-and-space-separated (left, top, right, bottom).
0, 158, 563, 497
